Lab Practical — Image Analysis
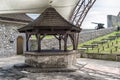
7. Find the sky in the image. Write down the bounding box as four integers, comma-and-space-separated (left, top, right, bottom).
82, 0, 120, 29
27, 0, 120, 29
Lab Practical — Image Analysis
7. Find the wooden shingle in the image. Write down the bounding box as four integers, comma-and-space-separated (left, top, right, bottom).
18, 7, 81, 33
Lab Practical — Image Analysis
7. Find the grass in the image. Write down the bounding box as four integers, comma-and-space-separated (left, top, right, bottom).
30, 35, 54, 40
29, 31, 120, 54
68, 31, 120, 50
85, 40, 120, 54
78, 31, 120, 47
78, 31, 120, 54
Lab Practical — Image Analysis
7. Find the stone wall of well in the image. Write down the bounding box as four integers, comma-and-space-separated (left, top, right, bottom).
29, 27, 117, 50
25, 51, 77, 68
0, 21, 25, 57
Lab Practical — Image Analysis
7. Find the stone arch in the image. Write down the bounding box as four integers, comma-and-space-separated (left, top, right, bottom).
17, 36, 24, 55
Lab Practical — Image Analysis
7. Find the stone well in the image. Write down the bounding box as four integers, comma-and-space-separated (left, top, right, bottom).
18, 7, 80, 72
25, 50, 77, 70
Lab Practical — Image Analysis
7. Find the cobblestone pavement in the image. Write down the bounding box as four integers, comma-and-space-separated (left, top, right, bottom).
0, 56, 120, 80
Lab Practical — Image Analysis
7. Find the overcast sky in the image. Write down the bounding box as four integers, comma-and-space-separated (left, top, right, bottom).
82, 0, 120, 29
27, 0, 120, 29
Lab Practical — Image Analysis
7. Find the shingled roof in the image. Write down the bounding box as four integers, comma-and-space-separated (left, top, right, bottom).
18, 7, 81, 33
0, 13, 33, 23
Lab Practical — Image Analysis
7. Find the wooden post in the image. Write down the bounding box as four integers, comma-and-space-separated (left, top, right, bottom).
102, 46, 104, 51
110, 49, 112, 54
26, 33, 31, 51
26, 39, 29, 51
54, 35, 62, 50
115, 46, 118, 51
37, 34, 41, 52
69, 34, 76, 50
59, 35, 62, 50
98, 48, 100, 53
69, 33, 79, 50
36, 34, 46, 52
63, 34, 68, 51
107, 43, 109, 48
116, 40, 118, 44
59, 38, 61, 50
76, 33, 80, 50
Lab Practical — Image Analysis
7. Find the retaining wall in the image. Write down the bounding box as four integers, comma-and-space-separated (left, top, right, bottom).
79, 52, 120, 61
0, 22, 25, 57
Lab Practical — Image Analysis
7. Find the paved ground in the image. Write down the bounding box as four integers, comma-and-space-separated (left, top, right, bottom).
0, 56, 120, 80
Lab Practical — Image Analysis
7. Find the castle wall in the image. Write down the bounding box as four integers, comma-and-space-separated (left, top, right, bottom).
107, 15, 120, 27
0, 21, 26, 57
0, 22, 117, 58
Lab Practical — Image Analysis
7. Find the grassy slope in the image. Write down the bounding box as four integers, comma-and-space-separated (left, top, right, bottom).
68, 31, 119, 50
78, 31, 120, 54
78, 31, 120, 48
30, 31, 120, 54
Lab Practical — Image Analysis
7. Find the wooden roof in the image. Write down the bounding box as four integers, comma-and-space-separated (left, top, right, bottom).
18, 7, 81, 34
0, 13, 33, 23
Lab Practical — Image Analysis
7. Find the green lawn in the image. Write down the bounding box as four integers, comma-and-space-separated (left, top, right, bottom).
85, 39, 120, 54
78, 31, 120, 48
29, 31, 120, 54
78, 31, 120, 54
30, 35, 54, 40
68, 31, 120, 50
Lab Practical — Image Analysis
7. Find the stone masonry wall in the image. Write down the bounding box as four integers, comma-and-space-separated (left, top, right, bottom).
78, 27, 117, 43
0, 22, 25, 58
29, 27, 117, 50
107, 15, 120, 27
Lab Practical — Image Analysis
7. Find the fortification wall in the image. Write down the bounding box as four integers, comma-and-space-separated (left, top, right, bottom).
0, 24, 117, 58
79, 27, 117, 43
0, 22, 25, 57
107, 15, 120, 27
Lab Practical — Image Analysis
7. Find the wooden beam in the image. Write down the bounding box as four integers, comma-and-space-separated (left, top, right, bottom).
69, 33, 79, 50
62, 34, 68, 51
37, 34, 46, 52
54, 35, 63, 50
69, 34, 76, 50
26, 33, 31, 51
37, 34, 41, 52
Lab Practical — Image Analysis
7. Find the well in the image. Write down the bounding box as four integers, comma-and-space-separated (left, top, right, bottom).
18, 7, 81, 72
25, 50, 77, 69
